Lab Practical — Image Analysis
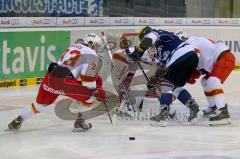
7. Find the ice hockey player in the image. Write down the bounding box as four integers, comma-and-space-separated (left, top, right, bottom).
126, 26, 203, 125
8, 33, 106, 131
114, 36, 161, 117
175, 31, 236, 125
113, 36, 138, 116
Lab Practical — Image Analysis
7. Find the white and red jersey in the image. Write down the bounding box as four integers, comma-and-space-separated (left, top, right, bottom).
186, 36, 229, 73
57, 43, 102, 89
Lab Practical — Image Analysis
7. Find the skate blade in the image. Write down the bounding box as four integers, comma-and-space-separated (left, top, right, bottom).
113, 114, 131, 121
209, 118, 231, 126
72, 128, 90, 132
4, 128, 19, 132
203, 113, 217, 118
113, 113, 149, 121
4, 128, 40, 134
5, 125, 21, 131
126, 109, 135, 117
150, 121, 167, 127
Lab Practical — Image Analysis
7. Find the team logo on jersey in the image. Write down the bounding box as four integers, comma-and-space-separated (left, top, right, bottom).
157, 46, 171, 61
161, 51, 171, 61
157, 45, 162, 53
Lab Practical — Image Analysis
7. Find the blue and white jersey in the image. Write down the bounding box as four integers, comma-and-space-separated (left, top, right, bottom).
145, 29, 195, 67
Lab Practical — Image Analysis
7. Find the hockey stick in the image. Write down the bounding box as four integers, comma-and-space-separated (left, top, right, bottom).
101, 32, 114, 67
137, 62, 161, 97
103, 101, 113, 125
121, 45, 162, 98
138, 99, 144, 112
124, 47, 176, 117
100, 32, 116, 124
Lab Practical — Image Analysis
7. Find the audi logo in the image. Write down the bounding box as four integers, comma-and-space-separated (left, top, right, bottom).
11, 19, 20, 25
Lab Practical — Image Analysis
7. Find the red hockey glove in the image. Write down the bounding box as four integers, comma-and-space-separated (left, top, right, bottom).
93, 88, 107, 102
94, 75, 107, 102
187, 69, 201, 84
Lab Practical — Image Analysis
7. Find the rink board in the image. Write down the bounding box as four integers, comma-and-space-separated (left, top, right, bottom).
0, 26, 240, 88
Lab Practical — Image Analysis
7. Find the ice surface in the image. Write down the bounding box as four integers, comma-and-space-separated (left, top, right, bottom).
0, 72, 240, 159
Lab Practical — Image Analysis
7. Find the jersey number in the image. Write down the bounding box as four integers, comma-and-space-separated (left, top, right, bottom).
60, 49, 81, 67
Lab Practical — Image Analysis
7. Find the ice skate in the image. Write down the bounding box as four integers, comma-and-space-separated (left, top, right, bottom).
115, 106, 130, 116
114, 101, 136, 120
203, 105, 217, 117
126, 104, 135, 116
186, 98, 203, 122
209, 104, 231, 126
168, 110, 176, 120
150, 105, 169, 127
72, 113, 92, 132
8, 116, 23, 130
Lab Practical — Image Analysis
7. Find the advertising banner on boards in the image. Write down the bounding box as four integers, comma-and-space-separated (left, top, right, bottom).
0, 31, 70, 83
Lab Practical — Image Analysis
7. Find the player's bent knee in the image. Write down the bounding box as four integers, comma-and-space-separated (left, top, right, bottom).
172, 87, 186, 98
206, 76, 222, 90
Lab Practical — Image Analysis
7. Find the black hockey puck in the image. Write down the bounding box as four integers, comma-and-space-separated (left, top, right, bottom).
129, 137, 135, 140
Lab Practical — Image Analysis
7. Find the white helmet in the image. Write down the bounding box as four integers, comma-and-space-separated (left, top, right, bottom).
83, 33, 102, 47
175, 30, 189, 39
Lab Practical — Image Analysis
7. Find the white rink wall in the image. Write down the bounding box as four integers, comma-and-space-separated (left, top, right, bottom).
1, 25, 240, 65
0, 22, 240, 88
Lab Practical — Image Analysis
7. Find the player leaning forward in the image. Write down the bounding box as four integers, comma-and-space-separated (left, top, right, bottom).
8, 33, 106, 131
176, 31, 236, 125
128, 26, 203, 124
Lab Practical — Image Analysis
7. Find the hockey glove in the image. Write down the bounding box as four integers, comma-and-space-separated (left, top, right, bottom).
125, 46, 145, 62
187, 69, 201, 84
47, 62, 58, 73
93, 88, 107, 102
94, 76, 107, 102
146, 81, 156, 92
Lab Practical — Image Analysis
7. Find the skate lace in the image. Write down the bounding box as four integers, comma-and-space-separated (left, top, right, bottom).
204, 107, 213, 113
14, 119, 22, 124
210, 109, 221, 118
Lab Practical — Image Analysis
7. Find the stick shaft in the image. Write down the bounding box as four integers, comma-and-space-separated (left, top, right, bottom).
103, 101, 113, 125
137, 62, 162, 102
101, 32, 115, 68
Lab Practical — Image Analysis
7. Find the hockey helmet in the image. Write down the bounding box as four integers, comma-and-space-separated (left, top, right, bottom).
83, 33, 103, 47
139, 26, 152, 41
175, 30, 189, 40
